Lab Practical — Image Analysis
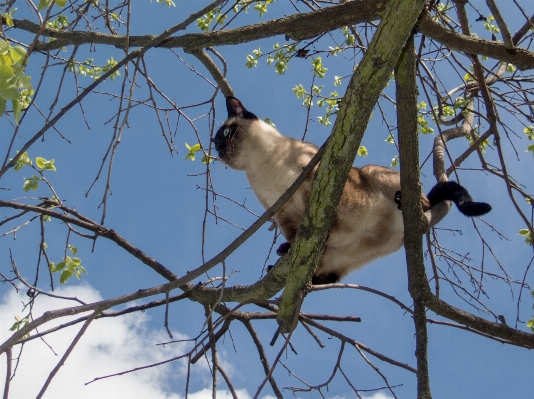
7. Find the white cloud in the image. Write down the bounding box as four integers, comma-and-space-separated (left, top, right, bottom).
0, 284, 272, 399
361, 394, 394, 399
186, 388, 276, 399
327, 393, 394, 399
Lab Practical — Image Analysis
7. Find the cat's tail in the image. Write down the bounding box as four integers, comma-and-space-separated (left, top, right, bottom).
426, 181, 492, 217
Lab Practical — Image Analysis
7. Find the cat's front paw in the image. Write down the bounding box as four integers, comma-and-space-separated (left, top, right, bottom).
276, 242, 291, 256
394, 190, 402, 210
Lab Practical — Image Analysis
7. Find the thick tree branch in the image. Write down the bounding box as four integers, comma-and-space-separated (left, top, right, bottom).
186, 48, 234, 97
418, 11, 533, 70
485, 0, 514, 50
14, 1, 382, 52
8, 1, 534, 69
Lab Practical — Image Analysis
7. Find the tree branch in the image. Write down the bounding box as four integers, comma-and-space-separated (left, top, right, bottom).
8, 1, 534, 69
396, 33, 432, 399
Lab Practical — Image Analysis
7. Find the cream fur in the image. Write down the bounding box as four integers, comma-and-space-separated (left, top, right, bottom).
216, 118, 407, 282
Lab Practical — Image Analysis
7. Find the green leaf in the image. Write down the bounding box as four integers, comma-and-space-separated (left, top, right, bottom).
3, 13, 14, 27
23, 176, 39, 192
524, 126, 534, 140
0, 99, 6, 116
0, 65, 14, 81
9, 46, 26, 65
37, 0, 53, 10
12, 99, 21, 124
60, 268, 73, 284
185, 142, 201, 161
50, 261, 66, 272
0, 41, 9, 55
264, 117, 275, 126
14, 151, 31, 171
68, 245, 78, 255
35, 157, 45, 169
35, 157, 56, 171
0, 85, 20, 101
56, 0, 67, 7
518, 229, 530, 236
357, 146, 368, 157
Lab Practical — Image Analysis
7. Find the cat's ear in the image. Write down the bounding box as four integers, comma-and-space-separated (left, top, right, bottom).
226, 96, 245, 118
226, 96, 258, 120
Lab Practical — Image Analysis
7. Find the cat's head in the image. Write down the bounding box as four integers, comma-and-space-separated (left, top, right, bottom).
212, 97, 260, 169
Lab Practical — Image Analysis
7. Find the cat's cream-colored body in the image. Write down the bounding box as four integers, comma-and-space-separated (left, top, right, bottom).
222, 117, 406, 282
213, 96, 489, 283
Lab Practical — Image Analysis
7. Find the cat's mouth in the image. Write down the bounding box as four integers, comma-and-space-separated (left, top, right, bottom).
211, 138, 236, 162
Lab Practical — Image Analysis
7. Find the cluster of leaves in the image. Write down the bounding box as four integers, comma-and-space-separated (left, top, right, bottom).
9, 315, 30, 340
246, 43, 299, 75
246, 23, 357, 74
340, 26, 356, 47
251, 0, 275, 17
0, 40, 33, 123
185, 142, 211, 164
292, 82, 338, 124
524, 126, 534, 156
518, 228, 532, 245
38, 0, 67, 10
431, 2, 453, 24
311, 56, 328, 78
465, 126, 490, 153
267, 43, 297, 75
518, 196, 532, 246
416, 101, 434, 135
13, 152, 56, 192
197, 1, 274, 32
153, 0, 176, 7
68, 57, 120, 81
245, 47, 263, 69
527, 291, 534, 333
196, 6, 226, 31
46, 14, 69, 30
49, 245, 87, 284
483, 14, 500, 34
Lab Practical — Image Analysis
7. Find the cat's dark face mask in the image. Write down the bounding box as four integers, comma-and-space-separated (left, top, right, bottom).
212, 122, 239, 160
211, 96, 258, 161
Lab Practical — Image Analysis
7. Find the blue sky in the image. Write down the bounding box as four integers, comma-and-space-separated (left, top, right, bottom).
1, 1, 533, 398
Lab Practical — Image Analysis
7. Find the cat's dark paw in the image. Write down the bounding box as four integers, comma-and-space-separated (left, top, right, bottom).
276, 242, 291, 256
394, 190, 402, 210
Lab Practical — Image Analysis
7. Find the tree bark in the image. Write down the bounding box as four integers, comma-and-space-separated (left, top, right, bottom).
396, 34, 433, 399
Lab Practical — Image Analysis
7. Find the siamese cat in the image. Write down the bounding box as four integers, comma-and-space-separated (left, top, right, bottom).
212, 97, 491, 285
